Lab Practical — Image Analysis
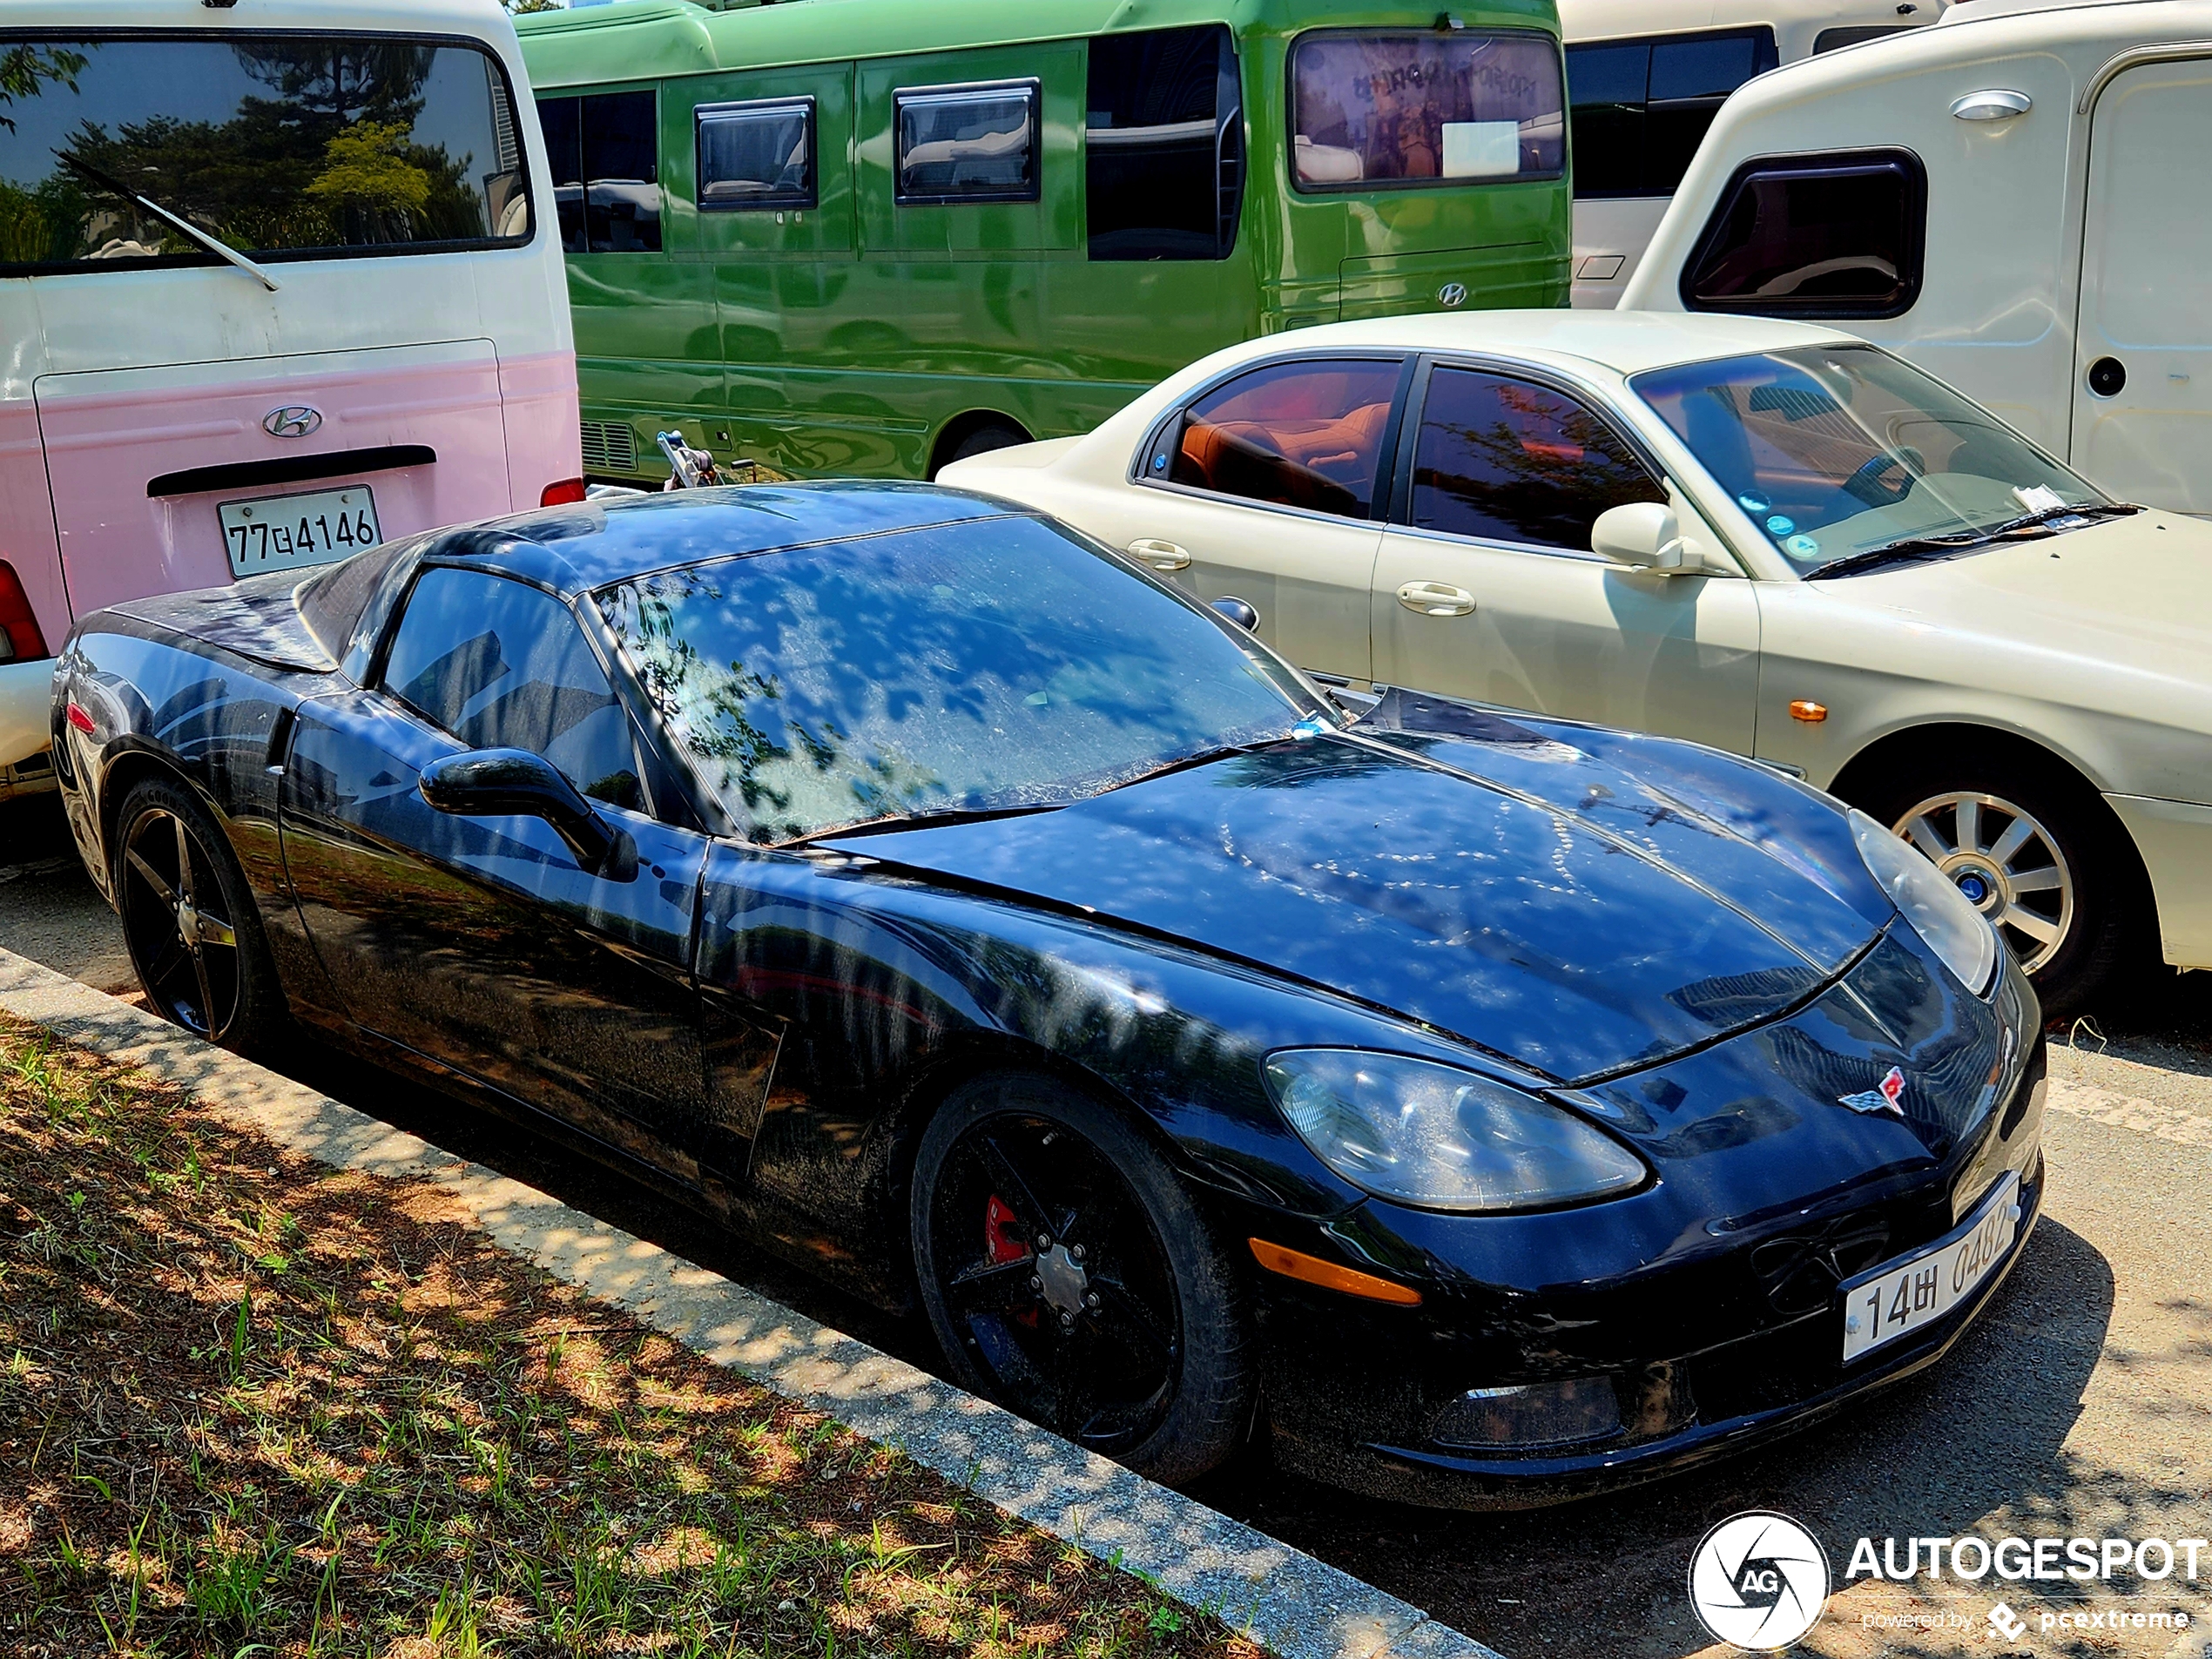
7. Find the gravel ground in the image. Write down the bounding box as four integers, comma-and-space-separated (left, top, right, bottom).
6, 792, 2208, 1657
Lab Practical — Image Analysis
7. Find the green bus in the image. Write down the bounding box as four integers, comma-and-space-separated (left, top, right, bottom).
517, 0, 1570, 484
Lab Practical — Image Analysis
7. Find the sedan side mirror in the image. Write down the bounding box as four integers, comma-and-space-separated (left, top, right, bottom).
419, 748, 637, 880
1211, 596, 1260, 631
1591, 502, 1690, 572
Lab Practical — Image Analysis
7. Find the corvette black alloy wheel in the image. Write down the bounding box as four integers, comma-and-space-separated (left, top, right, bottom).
111, 778, 286, 1055
911, 1075, 1253, 1484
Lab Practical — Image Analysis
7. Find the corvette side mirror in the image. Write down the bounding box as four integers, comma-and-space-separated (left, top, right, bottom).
1211, 596, 1260, 631
1591, 502, 1692, 572
419, 748, 637, 880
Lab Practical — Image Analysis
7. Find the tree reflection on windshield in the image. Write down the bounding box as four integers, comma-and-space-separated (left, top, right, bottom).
596, 515, 1318, 843
0, 37, 523, 268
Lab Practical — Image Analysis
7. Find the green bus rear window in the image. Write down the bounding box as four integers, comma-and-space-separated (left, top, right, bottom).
1290, 30, 1564, 193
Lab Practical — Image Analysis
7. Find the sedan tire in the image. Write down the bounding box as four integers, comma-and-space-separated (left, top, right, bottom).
1855, 756, 2134, 1020
910, 1071, 1254, 1485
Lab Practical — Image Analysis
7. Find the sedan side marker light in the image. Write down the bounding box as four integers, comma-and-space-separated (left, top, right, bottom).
66, 703, 96, 735
1248, 1238, 1422, 1306
1790, 699, 1828, 723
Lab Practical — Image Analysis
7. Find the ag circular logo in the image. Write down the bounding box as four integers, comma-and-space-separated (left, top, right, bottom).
1688, 1511, 1831, 1651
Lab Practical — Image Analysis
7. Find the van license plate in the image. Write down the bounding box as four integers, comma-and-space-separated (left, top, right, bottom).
1839, 1170, 2020, 1365
219, 488, 381, 577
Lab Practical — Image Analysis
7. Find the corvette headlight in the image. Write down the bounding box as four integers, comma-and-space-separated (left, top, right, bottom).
1263, 1049, 1648, 1213
1849, 807, 2000, 995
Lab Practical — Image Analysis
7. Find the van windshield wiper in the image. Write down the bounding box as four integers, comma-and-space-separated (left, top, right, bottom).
1809, 501, 2141, 580
57, 154, 281, 293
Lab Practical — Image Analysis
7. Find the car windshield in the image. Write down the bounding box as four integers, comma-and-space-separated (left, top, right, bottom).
595, 514, 1327, 843
1631, 345, 2106, 573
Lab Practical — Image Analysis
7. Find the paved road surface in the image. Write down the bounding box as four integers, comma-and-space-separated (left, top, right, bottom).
5, 793, 2206, 1656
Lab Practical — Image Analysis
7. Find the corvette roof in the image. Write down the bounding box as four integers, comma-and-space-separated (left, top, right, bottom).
438, 481, 1024, 599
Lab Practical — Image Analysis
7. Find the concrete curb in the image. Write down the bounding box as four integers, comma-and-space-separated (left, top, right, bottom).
0, 946, 1502, 1659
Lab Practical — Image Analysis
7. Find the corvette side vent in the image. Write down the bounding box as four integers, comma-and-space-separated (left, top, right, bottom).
580, 421, 638, 475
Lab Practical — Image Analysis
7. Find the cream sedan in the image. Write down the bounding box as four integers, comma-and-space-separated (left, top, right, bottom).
943, 311, 2212, 1016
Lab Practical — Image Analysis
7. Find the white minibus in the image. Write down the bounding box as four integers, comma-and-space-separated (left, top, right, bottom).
0, 0, 579, 802
1622, 0, 2212, 514
1562, 0, 1948, 307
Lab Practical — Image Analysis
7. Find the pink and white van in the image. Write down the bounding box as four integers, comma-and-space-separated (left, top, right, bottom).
0, 0, 580, 801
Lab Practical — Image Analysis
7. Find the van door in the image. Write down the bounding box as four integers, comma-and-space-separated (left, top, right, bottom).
2073, 56, 2212, 510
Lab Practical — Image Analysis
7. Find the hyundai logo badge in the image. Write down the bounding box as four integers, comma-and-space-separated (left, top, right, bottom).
1437, 282, 1468, 309
263, 405, 323, 439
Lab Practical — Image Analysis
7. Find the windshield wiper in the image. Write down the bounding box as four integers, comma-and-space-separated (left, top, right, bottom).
1810, 501, 2141, 580
58, 154, 281, 293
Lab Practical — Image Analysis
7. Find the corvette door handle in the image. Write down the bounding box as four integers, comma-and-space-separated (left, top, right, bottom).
1128, 538, 1190, 572
1397, 581, 1475, 617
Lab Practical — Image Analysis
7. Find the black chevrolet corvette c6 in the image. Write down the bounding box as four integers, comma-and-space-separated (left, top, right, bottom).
50, 483, 2045, 1507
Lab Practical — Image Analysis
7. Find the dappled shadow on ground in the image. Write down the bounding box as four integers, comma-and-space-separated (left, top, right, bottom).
0, 1017, 1257, 1658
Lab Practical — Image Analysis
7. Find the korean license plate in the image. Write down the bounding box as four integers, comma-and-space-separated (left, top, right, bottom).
219, 487, 381, 577
1840, 1170, 2020, 1364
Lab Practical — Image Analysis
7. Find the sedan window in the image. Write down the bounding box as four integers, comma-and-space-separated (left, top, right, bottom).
382, 567, 643, 809
1152, 357, 1402, 520
1409, 368, 1664, 550
597, 514, 1324, 844
1632, 344, 2107, 572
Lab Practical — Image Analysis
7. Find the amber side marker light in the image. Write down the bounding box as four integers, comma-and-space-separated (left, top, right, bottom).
1248, 1238, 1422, 1306
1789, 698, 1828, 723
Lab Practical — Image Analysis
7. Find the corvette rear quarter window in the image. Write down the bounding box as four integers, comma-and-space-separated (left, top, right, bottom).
382, 568, 641, 809
1159, 357, 1402, 519
1409, 368, 1663, 549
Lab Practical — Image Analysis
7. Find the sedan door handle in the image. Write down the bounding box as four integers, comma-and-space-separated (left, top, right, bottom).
1128, 538, 1190, 572
1397, 580, 1475, 617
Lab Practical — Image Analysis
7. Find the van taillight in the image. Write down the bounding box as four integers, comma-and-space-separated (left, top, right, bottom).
541, 478, 587, 507
0, 562, 48, 663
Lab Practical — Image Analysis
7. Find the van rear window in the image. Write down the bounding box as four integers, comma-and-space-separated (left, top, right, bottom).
0, 34, 531, 273
1290, 30, 1564, 193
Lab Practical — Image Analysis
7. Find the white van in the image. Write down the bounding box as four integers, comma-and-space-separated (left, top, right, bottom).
1562, 0, 1948, 307
1620, 0, 2212, 515
0, 0, 579, 803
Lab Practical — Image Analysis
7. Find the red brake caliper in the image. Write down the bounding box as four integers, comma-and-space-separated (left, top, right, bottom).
984, 1194, 1027, 1263
984, 1195, 1042, 1327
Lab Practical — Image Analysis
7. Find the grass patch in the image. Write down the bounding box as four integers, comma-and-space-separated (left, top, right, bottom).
0, 1015, 1266, 1657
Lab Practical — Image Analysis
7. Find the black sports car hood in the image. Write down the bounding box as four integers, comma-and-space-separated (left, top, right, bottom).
828, 697, 1898, 1082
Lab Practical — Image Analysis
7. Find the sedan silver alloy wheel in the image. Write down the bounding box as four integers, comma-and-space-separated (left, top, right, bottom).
1892, 792, 2074, 973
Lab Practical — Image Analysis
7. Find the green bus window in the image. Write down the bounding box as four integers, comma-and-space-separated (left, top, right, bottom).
1166, 358, 1403, 520
698, 97, 815, 212
1085, 25, 1241, 261
1289, 30, 1563, 193
539, 89, 661, 253
894, 81, 1039, 205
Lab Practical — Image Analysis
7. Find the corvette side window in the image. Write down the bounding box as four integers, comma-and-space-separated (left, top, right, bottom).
382, 568, 643, 811
1410, 368, 1665, 550
1152, 357, 1403, 520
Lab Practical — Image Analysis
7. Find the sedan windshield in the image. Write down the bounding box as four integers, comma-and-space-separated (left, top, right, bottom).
597, 514, 1326, 843
1631, 345, 2107, 574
